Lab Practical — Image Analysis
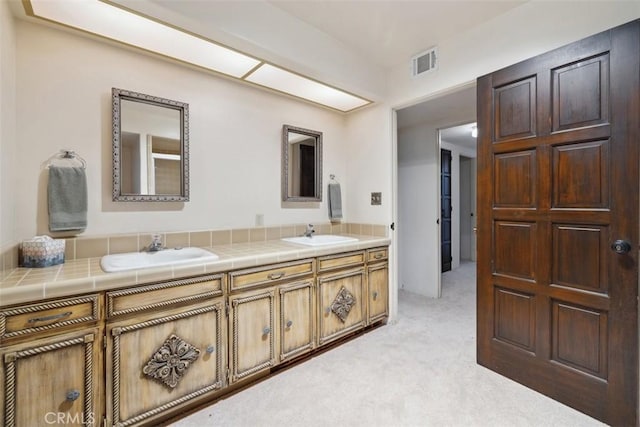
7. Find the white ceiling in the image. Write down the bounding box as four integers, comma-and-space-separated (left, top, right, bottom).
268, 0, 526, 69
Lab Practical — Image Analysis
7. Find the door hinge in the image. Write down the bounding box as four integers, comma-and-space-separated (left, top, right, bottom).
225, 300, 230, 317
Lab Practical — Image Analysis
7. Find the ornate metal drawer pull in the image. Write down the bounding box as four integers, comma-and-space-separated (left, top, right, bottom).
66, 390, 80, 401
28, 311, 72, 324
374, 253, 383, 259
267, 272, 285, 280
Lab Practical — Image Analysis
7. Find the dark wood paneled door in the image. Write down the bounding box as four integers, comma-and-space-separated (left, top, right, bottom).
477, 20, 639, 425
441, 149, 452, 272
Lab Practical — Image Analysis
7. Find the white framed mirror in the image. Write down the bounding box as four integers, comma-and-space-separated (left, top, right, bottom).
282, 125, 323, 202
112, 88, 189, 201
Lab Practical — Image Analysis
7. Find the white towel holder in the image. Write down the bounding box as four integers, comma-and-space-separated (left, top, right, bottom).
44, 149, 87, 169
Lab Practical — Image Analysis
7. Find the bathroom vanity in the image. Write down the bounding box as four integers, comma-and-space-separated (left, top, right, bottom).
0, 235, 389, 427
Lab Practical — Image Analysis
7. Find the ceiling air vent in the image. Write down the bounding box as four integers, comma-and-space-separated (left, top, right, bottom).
411, 47, 438, 77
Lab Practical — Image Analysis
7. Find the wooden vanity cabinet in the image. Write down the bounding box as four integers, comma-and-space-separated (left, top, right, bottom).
366, 248, 389, 324
228, 260, 315, 382
0, 243, 388, 427
0, 295, 103, 427
279, 279, 315, 361
317, 252, 366, 346
228, 287, 276, 383
104, 275, 225, 427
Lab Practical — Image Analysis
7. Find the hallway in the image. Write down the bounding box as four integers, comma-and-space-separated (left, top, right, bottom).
172, 263, 603, 426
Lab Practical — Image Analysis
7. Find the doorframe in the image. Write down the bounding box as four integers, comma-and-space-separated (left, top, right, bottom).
438, 127, 478, 274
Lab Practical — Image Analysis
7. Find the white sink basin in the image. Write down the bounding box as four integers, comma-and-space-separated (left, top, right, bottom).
281, 235, 359, 247
101, 247, 219, 273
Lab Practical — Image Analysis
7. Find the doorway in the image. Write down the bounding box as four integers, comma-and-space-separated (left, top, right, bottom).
439, 122, 478, 274
396, 85, 476, 298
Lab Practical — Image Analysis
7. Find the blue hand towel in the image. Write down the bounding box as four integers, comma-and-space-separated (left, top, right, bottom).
328, 182, 342, 221
48, 166, 87, 232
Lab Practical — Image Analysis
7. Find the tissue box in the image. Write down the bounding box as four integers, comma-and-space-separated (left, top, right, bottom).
21, 237, 65, 268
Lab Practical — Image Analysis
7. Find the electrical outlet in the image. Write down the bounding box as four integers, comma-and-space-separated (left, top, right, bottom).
371, 192, 382, 205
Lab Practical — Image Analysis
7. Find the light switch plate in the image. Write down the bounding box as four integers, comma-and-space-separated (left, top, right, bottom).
371, 192, 382, 205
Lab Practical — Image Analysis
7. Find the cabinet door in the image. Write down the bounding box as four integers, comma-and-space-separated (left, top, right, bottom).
106, 301, 225, 426
367, 262, 389, 323
318, 268, 365, 345
1, 328, 101, 427
279, 281, 314, 361
229, 289, 275, 383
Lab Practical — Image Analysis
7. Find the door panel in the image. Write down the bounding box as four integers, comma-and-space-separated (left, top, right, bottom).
477, 20, 638, 425
552, 141, 609, 208
494, 150, 536, 207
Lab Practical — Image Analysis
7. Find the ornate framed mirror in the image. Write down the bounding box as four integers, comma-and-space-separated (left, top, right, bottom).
112, 88, 189, 201
282, 125, 323, 202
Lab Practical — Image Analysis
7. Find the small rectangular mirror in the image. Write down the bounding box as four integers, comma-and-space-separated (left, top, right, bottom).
112, 88, 189, 201
282, 125, 322, 202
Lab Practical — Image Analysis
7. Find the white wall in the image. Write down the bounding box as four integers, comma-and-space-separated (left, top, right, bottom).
344, 103, 392, 226
459, 156, 476, 262
388, 1, 640, 107
343, 103, 396, 317
13, 21, 351, 239
397, 123, 440, 297
0, 0, 16, 248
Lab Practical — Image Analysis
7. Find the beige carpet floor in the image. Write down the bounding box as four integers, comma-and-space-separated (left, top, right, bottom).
170, 262, 603, 427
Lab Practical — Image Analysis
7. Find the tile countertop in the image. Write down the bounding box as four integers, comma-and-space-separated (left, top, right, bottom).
0, 234, 390, 308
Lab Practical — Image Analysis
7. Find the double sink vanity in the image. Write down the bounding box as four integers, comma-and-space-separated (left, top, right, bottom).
0, 233, 389, 427
0, 87, 390, 426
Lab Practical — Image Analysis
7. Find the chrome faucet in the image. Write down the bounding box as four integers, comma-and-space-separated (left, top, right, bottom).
147, 234, 164, 252
303, 224, 315, 238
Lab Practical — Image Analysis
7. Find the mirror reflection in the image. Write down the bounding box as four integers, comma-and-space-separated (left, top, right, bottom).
282, 125, 322, 202
112, 88, 189, 201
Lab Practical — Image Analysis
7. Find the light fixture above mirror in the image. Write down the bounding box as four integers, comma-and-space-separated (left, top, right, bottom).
24, 0, 372, 113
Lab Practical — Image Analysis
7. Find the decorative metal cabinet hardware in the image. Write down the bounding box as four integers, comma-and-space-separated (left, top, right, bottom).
331, 286, 356, 323
142, 334, 201, 389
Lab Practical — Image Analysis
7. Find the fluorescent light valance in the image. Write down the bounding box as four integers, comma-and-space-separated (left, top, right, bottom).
25, 0, 372, 112
245, 64, 371, 112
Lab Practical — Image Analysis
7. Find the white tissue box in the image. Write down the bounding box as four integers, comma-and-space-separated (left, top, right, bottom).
21, 237, 65, 268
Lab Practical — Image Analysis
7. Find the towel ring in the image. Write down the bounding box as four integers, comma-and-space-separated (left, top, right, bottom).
44, 149, 87, 169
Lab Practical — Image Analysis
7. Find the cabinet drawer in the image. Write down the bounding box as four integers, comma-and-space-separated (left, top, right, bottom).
107, 274, 223, 318
229, 259, 314, 292
367, 247, 388, 263
317, 251, 365, 272
0, 294, 100, 342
